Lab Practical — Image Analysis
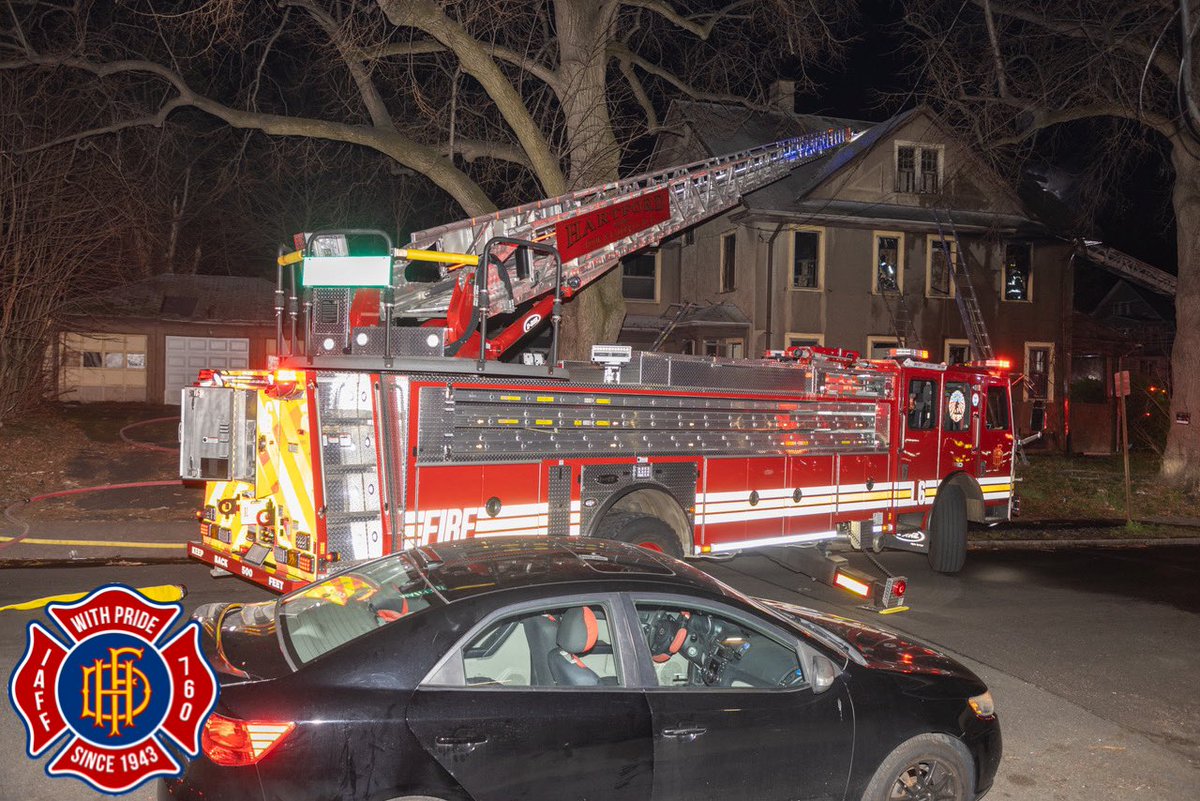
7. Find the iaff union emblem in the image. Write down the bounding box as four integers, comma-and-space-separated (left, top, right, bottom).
8, 585, 219, 794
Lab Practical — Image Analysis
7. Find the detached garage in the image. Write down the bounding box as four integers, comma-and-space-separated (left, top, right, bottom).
56, 275, 281, 405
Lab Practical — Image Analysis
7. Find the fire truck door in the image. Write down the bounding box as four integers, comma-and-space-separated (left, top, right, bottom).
977, 378, 1015, 500
939, 379, 975, 473
784, 457, 833, 538
898, 370, 941, 506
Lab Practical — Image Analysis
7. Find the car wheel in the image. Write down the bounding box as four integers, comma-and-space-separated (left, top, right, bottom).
861, 733, 975, 801
927, 484, 967, 573
601, 512, 685, 559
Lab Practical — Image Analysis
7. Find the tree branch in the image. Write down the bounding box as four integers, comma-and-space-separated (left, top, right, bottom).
2, 53, 498, 214
280, 0, 395, 130
607, 42, 773, 111
619, 0, 754, 40
378, 0, 567, 197
363, 40, 560, 88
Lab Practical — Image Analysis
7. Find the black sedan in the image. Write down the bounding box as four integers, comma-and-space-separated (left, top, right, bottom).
163, 537, 1000, 801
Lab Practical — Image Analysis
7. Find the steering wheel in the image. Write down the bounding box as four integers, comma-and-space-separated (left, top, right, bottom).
645, 610, 688, 662
774, 667, 806, 688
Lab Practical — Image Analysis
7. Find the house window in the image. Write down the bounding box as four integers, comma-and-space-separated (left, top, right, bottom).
621, 250, 659, 302
704, 338, 744, 358
867, 336, 900, 360
926, 235, 956, 297
791, 228, 823, 290
720, 231, 736, 292
873, 232, 904, 294
1004, 243, 1032, 302
895, 143, 943, 194
1024, 342, 1054, 401
786, 333, 824, 350
945, 339, 970, 365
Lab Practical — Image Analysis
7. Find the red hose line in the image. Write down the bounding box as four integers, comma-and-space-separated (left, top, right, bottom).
27, 480, 185, 504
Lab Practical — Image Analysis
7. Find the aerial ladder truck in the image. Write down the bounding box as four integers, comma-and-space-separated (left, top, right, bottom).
181, 128, 1019, 609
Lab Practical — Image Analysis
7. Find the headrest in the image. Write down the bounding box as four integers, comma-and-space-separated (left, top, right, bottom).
556, 607, 598, 655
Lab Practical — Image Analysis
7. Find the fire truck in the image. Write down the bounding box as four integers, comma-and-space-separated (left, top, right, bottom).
179, 128, 1017, 607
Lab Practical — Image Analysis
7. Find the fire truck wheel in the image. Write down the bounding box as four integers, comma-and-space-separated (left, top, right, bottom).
928, 484, 968, 573
602, 512, 685, 559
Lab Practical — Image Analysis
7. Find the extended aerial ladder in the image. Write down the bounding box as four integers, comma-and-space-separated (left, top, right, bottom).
278, 128, 857, 364
1078, 241, 1177, 296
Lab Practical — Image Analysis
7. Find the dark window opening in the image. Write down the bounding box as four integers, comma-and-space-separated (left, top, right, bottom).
621, 251, 658, 300
1004, 243, 1031, 301
929, 240, 953, 296
792, 231, 820, 289
876, 236, 900, 293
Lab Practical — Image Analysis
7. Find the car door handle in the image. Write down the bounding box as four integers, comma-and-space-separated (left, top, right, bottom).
661, 726, 707, 739
435, 733, 489, 747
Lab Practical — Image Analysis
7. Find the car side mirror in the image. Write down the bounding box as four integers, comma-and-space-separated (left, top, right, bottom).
811, 654, 838, 694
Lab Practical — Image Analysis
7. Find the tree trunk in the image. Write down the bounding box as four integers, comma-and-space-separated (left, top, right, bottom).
553, 0, 625, 360
1161, 138, 1200, 490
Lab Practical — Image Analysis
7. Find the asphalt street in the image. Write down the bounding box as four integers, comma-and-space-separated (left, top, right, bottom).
1, 544, 1198, 800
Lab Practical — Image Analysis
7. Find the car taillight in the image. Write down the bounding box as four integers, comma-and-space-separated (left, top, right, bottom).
201, 713, 295, 766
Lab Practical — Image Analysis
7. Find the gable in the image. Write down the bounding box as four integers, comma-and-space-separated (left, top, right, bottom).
803, 110, 1027, 217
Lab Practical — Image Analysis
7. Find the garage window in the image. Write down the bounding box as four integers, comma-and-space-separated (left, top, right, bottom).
60, 333, 147, 402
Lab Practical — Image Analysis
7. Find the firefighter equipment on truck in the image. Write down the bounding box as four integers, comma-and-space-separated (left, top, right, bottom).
180, 129, 1018, 609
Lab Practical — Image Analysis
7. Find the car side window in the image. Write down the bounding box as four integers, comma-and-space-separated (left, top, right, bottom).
635, 602, 804, 689
457, 603, 621, 688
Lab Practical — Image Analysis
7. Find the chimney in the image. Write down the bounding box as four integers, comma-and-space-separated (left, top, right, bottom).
769, 80, 795, 114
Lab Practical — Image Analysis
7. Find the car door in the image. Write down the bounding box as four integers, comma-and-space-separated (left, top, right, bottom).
630, 595, 853, 801
407, 594, 653, 801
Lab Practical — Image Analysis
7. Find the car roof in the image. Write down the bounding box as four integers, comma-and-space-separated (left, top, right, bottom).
405, 536, 733, 603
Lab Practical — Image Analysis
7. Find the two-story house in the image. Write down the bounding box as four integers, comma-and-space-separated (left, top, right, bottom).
619, 96, 1072, 444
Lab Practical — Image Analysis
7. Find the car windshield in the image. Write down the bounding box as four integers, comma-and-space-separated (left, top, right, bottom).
277, 555, 445, 665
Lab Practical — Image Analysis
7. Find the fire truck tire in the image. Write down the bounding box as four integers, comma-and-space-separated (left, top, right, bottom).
601, 512, 685, 559
928, 484, 968, 573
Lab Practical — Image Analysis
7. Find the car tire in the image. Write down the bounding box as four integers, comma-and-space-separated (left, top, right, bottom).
601, 512, 685, 559
860, 733, 975, 801
927, 484, 967, 573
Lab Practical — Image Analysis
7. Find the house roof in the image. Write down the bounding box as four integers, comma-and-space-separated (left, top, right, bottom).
76, 274, 277, 324
665, 101, 1045, 233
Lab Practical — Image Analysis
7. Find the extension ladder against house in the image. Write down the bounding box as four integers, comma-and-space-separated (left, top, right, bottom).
934, 215, 993, 361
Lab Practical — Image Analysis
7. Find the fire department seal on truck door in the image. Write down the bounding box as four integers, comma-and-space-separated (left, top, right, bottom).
947, 389, 967, 425
8, 585, 219, 794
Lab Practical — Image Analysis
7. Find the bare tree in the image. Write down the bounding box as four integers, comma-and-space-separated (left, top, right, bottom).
903, 0, 1200, 490
0, 73, 132, 423
1, 0, 853, 358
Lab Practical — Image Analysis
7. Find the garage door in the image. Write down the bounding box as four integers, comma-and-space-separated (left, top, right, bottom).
164, 336, 250, 405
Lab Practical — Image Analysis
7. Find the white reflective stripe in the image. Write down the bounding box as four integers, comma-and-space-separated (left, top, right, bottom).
977, 476, 1012, 486
707, 530, 840, 552
699, 505, 837, 525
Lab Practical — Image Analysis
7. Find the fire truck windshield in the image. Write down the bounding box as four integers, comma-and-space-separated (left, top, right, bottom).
278, 556, 445, 665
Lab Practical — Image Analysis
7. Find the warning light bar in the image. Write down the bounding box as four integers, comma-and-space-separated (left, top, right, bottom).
969, 358, 1012, 370
887, 347, 930, 361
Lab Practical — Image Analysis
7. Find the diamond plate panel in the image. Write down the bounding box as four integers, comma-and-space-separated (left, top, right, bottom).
547, 465, 572, 538
316, 372, 384, 561
579, 461, 697, 536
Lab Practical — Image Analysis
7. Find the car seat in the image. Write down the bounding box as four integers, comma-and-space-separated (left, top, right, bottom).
548, 607, 601, 686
